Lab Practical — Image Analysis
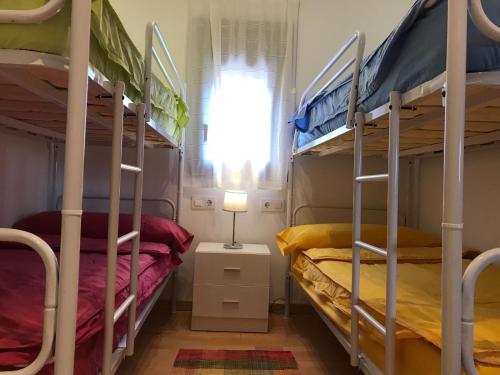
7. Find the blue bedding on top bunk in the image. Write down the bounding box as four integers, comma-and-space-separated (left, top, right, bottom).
291, 0, 500, 148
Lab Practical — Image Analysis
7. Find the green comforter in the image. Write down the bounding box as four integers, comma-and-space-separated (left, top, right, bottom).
0, 0, 188, 142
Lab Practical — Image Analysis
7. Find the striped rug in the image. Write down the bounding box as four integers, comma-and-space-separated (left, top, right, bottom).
172, 349, 300, 374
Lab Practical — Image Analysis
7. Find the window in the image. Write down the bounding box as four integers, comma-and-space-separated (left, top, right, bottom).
185, 0, 297, 189
206, 69, 272, 173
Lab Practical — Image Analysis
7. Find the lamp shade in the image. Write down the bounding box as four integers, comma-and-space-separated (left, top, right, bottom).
223, 190, 248, 212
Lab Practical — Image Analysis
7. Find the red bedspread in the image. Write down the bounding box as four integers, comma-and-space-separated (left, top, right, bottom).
0, 246, 180, 373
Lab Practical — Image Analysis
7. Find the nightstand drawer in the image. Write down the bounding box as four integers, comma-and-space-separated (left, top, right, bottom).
194, 252, 270, 286
192, 284, 269, 319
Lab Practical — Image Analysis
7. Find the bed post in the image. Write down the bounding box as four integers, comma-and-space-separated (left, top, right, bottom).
350, 112, 364, 367
54, 1, 92, 374
442, 0, 468, 374
126, 103, 146, 356
170, 130, 184, 314
176, 128, 185, 224
284, 130, 297, 318
47, 141, 59, 210
171, 268, 178, 314
102, 81, 127, 375
408, 157, 420, 228
385, 91, 401, 375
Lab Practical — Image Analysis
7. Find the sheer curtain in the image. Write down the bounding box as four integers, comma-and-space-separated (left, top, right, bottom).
185, 0, 297, 190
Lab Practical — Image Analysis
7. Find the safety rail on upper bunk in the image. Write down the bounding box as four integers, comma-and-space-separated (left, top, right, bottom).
145, 21, 187, 223
145, 21, 187, 123
469, 0, 500, 42
293, 31, 365, 156
0, 3, 186, 149
291, 1, 500, 160
462, 248, 500, 375
0, 0, 64, 23
0, 229, 58, 375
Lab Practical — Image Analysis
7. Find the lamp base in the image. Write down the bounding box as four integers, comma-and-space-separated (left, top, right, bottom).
224, 242, 243, 250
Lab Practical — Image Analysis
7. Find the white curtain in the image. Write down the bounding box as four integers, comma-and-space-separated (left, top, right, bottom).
185, 0, 297, 190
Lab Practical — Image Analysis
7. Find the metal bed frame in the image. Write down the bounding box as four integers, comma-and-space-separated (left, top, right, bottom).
0, 1, 187, 374
285, 1, 500, 375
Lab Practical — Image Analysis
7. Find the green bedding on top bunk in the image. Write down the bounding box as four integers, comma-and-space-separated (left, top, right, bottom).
0, 0, 189, 143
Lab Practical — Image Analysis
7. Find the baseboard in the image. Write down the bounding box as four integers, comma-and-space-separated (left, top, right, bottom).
159, 300, 313, 315
269, 303, 313, 315
176, 300, 193, 311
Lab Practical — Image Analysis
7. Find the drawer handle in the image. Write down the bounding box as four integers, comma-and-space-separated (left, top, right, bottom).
222, 299, 240, 304
223, 267, 241, 272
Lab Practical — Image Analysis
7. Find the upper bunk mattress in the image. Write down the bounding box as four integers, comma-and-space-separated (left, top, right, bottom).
290, 0, 500, 148
0, 0, 189, 143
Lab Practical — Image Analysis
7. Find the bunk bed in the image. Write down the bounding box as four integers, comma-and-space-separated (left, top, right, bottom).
283, 0, 500, 375
0, 1, 191, 374
0, 209, 193, 375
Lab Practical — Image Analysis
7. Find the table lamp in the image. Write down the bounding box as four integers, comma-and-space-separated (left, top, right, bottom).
223, 190, 248, 249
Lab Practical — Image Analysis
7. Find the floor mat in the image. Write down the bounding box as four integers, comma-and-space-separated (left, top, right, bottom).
172, 349, 300, 374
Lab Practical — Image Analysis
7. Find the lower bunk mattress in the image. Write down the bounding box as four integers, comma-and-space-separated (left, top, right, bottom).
292, 250, 500, 374
0, 247, 180, 374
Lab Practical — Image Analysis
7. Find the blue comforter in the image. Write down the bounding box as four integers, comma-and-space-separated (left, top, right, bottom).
291, 0, 500, 148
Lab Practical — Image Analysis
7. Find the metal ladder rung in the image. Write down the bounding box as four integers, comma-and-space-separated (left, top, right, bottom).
121, 163, 142, 173
355, 173, 388, 182
114, 294, 136, 323
355, 240, 387, 257
117, 230, 139, 246
354, 305, 386, 336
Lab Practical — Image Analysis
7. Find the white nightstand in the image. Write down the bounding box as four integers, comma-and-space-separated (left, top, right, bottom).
191, 242, 271, 333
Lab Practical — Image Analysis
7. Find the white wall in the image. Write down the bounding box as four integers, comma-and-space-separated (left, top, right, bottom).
0, 131, 50, 226
110, 0, 188, 79
296, 0, 415, 95
95, 0, 418, 303
419, 147, 500, 251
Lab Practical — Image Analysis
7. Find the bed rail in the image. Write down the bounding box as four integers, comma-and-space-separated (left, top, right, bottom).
291, 204, 396, 227
0, 229, 58, 375
297, 31, 365, 129
0, 0, 64, 24
57, 196, 178, 222
461, 248, 500, 375
469, 0, 500, 42
145, 21, 186, 122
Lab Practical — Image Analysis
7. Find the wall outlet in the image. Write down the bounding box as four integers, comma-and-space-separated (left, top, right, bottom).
191, 196, 216, 210
261, 199, 284, 212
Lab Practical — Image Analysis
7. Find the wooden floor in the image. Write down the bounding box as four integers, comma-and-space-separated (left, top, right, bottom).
118, 304, 359, 375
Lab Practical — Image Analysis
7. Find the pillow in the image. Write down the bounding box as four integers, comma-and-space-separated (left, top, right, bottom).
13, 211, 194, 254
0, 233, 172, 256
276, 223, 441, 256
303, 247, 443, 264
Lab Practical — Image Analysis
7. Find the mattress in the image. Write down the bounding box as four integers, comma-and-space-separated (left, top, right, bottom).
292, 251, 500, 374
290, 0, 500, 148
0, 246, 180, 374
0, 0, 189, 142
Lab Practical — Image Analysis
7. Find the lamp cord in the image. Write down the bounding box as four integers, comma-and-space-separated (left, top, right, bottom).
232, 211, 236, 245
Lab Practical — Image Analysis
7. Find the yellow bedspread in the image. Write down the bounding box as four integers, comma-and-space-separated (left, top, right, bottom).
294, 251, 500, 366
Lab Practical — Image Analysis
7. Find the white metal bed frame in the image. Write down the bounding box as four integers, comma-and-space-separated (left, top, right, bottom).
0, 1, 188, 374
285, 1, 500, 375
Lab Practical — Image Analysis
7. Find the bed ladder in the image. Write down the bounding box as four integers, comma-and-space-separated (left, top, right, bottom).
102, 82, 146, 375
351, 92, 401, 375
